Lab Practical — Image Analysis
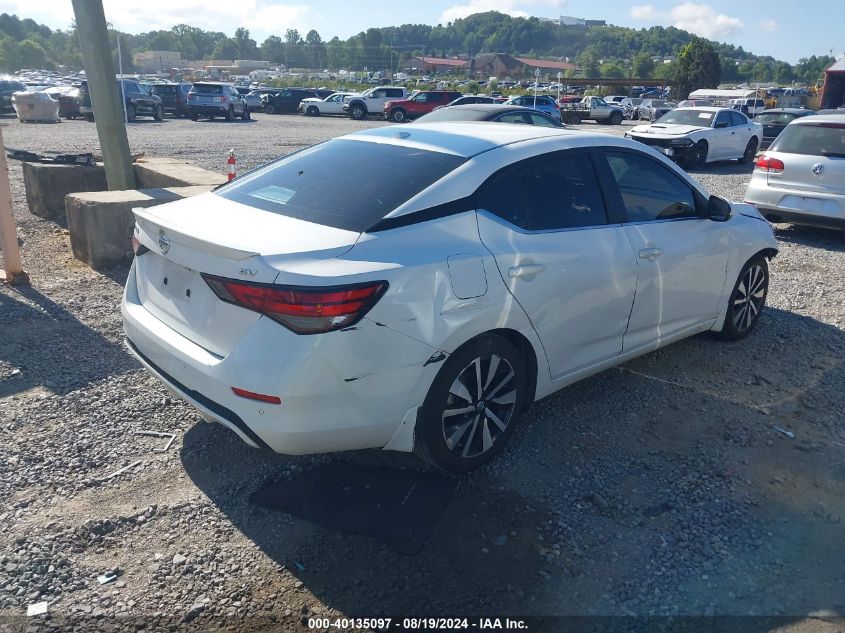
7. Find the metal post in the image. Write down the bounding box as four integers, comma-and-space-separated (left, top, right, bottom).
0, 126, 28, 285
71, 0, 135, 191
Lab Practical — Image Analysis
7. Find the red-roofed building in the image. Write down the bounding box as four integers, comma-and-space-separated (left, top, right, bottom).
407, 56, 470, 74
514, 57, 579, 74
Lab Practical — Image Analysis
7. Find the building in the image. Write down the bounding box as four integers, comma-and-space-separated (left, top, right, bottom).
820, 57, 845, 109
470, 53, 520, 78
233, 60, 271, 70
514, 57, 578, 76
406, 56, 470, 74
133, 51, 183, 74
540, 15, 606, 27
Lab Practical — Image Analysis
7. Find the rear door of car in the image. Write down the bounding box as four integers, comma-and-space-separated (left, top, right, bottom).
710, 111, 735, 159
729, 110, 754, 154
597, 148, 729, 349
476, 150, 637, 379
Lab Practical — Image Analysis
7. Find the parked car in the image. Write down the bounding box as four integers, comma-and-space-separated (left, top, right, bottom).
262, 88, 332, 114
637, 99, 676, 122
744, 114, 845, 229
79, 79, 164, 122
0, 79, 26, 112
234, 87, 262, 112
187, 82, 250, 121
382, 90, 462, 122
678, 99, 714, 108
415, 104, 563, 127
729, 98, 767, 118
299, 92, 354, 116
626, 107, 763, 170
151, 82, 191, 117
503, 95, 561, 119
343, 86, 408, 120
754, 108, 816, 148
436, 95, 503, 109
45, 85, 82, 119
122, 122, 777, 474
628, 97, 644, 119
606, 96, 637, 119
559, 96, 625, 125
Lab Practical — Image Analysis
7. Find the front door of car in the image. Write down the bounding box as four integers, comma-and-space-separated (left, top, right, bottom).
710, 111, 735, 158
598, 149, 730, 350
476, 150, 638, 379
407, 92, 428, 116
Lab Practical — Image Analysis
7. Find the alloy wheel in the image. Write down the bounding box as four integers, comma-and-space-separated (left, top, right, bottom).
441, 354, 518, 459
732, 263, 766, 332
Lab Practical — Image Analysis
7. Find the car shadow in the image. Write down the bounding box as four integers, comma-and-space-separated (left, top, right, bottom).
0, 283, 136, 397
773, 224, 845, 252
179, 306, 844, 620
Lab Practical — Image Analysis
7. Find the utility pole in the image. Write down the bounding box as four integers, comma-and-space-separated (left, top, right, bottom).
72, 0, 135, 191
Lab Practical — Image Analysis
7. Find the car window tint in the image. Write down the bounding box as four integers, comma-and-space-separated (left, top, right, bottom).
604, 152, 696, 222
495, 112, 529, 125
522, 154, 607, 230
217, 139, 466, 232
477, 168, 530, 229
528, 113, 560, 127
771, 123, 845, 156
729, 111, 746, 126
714, 112, 731, 127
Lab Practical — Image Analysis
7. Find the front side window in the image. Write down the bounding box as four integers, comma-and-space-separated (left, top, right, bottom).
411, 93, 428, 103
371, 90, 386, 98
604, 151, 696, 222
594, 98, 607, 107
714, 112, 731, 128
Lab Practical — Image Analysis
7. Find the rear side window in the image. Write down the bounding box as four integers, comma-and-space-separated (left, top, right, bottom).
522, 153, 607, 230
771, 123, 845, 157
477, 169, 530, 229
387, 89, 404, 98
729, 111, 747, 126
604, 151, 696, 222
216, 139, 467, 232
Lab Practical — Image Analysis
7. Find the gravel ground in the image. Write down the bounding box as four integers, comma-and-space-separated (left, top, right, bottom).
0, 113, 843, 632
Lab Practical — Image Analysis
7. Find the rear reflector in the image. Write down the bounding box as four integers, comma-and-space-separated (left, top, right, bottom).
131, 235, 149, 256
231, 387, 281, 404
755, 155, 785, 173
203, 275, 388, 334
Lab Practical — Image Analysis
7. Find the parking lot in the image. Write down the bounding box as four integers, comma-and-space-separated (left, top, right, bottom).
1, 111, 844, 631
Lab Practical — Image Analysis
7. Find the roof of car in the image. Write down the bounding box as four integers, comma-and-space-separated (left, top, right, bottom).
760, 108, 814, 115
674, 106, 734, 113
346, 120, 588, 158
792, 113, 845, 125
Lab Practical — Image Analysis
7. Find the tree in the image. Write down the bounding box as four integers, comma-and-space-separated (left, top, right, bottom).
600, 61, 626, 79
260, 35, 284, 64
774, 62, 793, 85
305, 29, 325, 69
234, 27, 258, 59
673, 38, 720, 99
578, 52, 600, 78
210, 38, 237, 61
632, 52, 655, 78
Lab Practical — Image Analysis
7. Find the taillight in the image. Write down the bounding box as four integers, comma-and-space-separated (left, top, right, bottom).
755, 155, 785, 173
202, 275, 388, 334
131, 235, 149, 256
220, 96, 226, 102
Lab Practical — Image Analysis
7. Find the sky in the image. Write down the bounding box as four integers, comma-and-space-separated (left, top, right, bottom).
1, 0, 841, 64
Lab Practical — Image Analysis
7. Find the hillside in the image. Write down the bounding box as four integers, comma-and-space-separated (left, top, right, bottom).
0, 11, 832, 85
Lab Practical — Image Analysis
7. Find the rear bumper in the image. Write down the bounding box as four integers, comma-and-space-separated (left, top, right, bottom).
745, 177, 845, 229
188, 105, 230, 115
121, 261, 442, 455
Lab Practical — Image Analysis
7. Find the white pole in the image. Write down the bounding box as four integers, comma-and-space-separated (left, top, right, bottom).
0, 126, 27, 284
534, 68, 539, 108
117, 34, 127, 124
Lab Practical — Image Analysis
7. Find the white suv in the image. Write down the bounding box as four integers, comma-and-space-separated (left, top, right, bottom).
343, 86, 407, 120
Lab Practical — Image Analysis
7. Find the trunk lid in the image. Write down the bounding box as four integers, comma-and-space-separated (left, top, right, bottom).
132, 193, 360, 356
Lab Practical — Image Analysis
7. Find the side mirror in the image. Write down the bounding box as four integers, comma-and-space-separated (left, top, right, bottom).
708, 195, 732, 221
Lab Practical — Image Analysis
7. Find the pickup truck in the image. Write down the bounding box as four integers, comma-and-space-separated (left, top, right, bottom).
343, 86, 408, 120
560, 96, 624, 125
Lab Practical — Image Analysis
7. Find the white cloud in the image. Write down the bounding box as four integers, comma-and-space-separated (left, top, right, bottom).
669, 2, 743, 39
629, 4, 657, 20
438, 0, 566, 25
758, 19, 778, 33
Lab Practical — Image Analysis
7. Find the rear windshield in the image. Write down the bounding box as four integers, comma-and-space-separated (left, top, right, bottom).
755, 112, 798, 125
771, 123, 845, 157
152, 85, 177, 94
216, 139, 467, 232
192, 84, 223, 94
416, 107, 489, 122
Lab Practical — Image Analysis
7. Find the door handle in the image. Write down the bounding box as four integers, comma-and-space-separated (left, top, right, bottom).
638, 248, 664, 261
508, 264, 545, 278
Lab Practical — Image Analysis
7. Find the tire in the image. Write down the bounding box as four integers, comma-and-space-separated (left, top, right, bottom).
567, 113, 581, 125
350, 103, 366, 120
190, 113, 199, 121
632, 111, 639, 120
391, 108, 406, 123
225, 106, 234, 121
609, 111, 623, 125
739, 137, 758, 164
414, 335, 529, 475
306, 105, 319, 116
264, 103, 275, 114
153, 105, 163, 121
242, 106, 250, 120
126, 104, 136, 122
688, 141, 708, 170
718, 256, 769, 341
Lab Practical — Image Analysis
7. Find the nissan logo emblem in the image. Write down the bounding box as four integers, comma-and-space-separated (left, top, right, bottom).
811, 163, 825, 176
158, 230, 171, 254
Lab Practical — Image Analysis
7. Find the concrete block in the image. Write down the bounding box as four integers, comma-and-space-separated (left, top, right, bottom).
134, 157, 228, 188
23, 161, 107, 221
65, 186, 213, 269
23, 158, 225, 223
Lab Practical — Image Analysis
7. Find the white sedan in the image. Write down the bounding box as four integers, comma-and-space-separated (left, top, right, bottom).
298, 91, 354, 116
122, 123, 778, 474
626, 107, 763, 170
